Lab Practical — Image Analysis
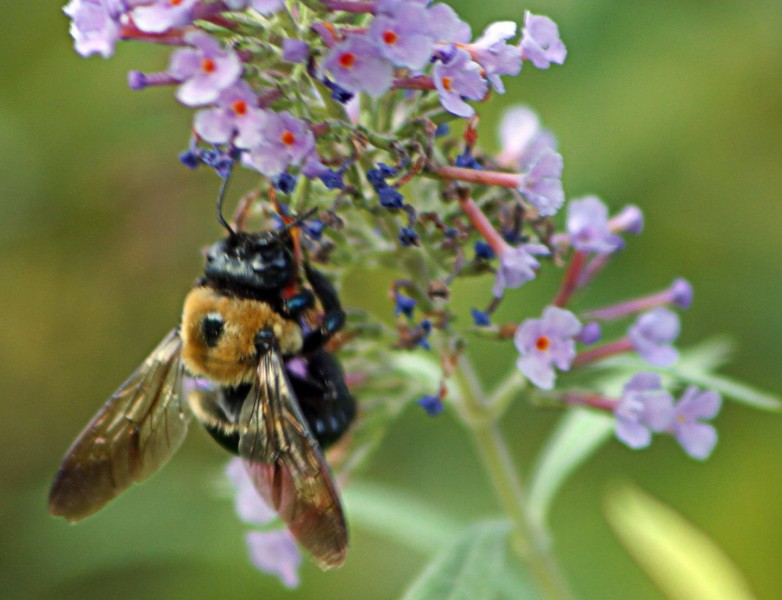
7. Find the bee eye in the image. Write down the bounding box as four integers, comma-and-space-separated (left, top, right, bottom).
201, 312, 224, 348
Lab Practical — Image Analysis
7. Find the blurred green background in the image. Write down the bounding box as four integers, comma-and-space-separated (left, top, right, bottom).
2, 1, 781, 598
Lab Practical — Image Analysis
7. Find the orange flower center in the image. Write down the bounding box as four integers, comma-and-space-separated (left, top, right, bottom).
201, 57, 216, 74
231, 100, 247, 116
383, 30, 398, 45
280, 130, 296, 146
441, 76, 453, 92
535, 336, 551, 352
170, 0, 183, 5
338, 52, 356, 69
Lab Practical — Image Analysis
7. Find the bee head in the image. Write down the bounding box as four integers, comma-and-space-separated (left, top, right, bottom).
204, 230, 296, 296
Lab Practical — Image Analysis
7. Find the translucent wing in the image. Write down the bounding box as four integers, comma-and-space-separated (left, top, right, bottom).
49, 328, 190, 522
239, 350, 348, 569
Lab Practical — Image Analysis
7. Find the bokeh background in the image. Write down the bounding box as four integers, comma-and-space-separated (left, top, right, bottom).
2, 1, 781, 598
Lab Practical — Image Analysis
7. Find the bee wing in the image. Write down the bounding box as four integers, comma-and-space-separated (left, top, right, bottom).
238, 350, 348, 570
49, 328, 190, 522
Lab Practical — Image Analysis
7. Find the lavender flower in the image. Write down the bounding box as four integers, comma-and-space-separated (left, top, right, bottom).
63, 0, 124, 58
614, 373, 675, 449
668, 387, 722, 460
518, 150, 564, 217
242, 111, 317, 177
282, 38, 309, 64
249, 0, 284, 15
246, 531, 302, 588
131, 0, 200, 34
670, 278, 694, 309
520, 11, 567, 69
567, 196, 623, 254
496, 105, 558, 170
322, 36, 394, 98
433, 49, 488, 118
193, 81, 267, 148
609, 204, 644, 234
471, 21, 522, 93
492, 242, 550, 298
368, 3, 435, 70
514, 306, 581, 390
629, 308, 680, 367
425, 2, 472, 43
168, 31, 242, 106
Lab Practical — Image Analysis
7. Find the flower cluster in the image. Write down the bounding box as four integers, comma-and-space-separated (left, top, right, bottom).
64, 0, 735, 584
65, 1, 565, 181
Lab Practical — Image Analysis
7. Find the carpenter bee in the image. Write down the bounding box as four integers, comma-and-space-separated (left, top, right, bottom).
48, 199, 355, 569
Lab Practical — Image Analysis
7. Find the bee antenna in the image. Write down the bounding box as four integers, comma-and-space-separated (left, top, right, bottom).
216, 175, 236, 237
274, 207, 318, 240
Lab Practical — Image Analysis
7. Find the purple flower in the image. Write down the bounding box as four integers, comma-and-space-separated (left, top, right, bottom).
667, 387, 722, 460
629, 308, 680, 367
670, 278, 693, 309
424, 3, 471, 44
417, 394, 444, 416
242, 111, 316, 177
282, 38, 309, 63
168, 31, 242, 106
496, 105, 558, 170
63, 0, 125, 58
518, 150, 564, 217
492, 242, 550, 298
471, 21, 522, 93
193, 81, 267, 148
368, 4, 435, 70
576, 321, 601, 345
567, 196, 623, 254
394, 292, 416, 319
471, 308, 491, 326
609, 205, 644, 234
433, 49, 488, 118
131, 0, 200, 34
519, 11, 567, 69
514, 306, 581, 389
322, 36, 394, 98
246, 530, 302, 588
614, 373, 675, 449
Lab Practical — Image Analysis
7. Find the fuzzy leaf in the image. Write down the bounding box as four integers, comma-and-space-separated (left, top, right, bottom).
401, 520, 513, 600
605, 484, 756, 600
344, 481, 460, 554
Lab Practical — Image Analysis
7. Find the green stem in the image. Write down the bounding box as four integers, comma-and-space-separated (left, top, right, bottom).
453, 355, 575, 600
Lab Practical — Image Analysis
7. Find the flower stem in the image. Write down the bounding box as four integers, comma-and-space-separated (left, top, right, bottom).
453, 355, 574, 600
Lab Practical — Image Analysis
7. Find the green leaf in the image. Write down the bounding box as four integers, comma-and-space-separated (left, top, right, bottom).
526, 408, 614, 528
669, 368, 781, 412
593, 337, 782, 412
344, 481, 461, 554
401, 520, 513, 600
605, 484, 756, 600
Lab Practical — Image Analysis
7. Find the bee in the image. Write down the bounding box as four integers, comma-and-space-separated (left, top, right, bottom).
48, 201, 356, 569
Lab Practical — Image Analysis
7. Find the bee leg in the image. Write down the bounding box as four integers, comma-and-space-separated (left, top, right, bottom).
285, 350, 355, 449
300, 264, 346, 355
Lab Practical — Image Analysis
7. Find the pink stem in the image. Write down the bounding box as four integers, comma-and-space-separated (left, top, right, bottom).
456, 193, 509, 255
321, 0, 376, 13
582, 289, 673, 322
572, 337, 633, 368
553, 250, 587, 307
563, 392, 618, 412
435, 165, 522, 189
393, 76, 436, 91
